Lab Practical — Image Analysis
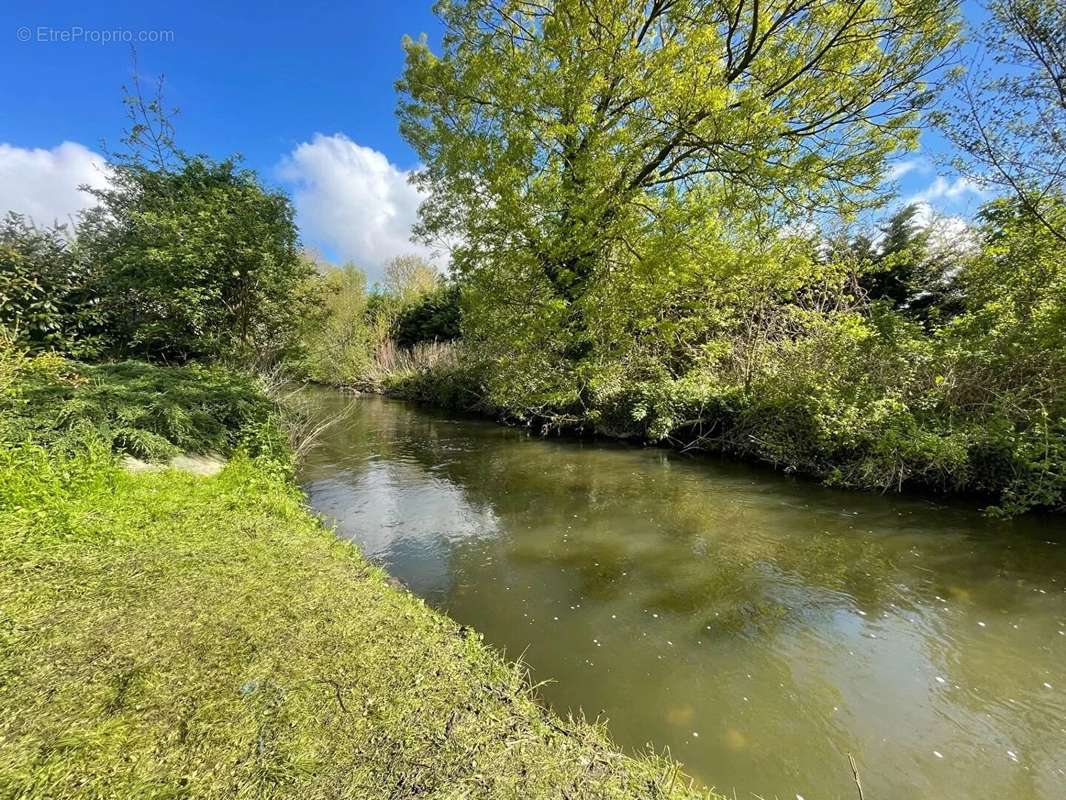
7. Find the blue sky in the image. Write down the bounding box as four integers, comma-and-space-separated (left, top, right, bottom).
1, 1, 990, 278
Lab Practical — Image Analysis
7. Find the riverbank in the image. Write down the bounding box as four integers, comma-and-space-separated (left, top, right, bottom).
0, 355, 708, 799
371, 354, 1063, 518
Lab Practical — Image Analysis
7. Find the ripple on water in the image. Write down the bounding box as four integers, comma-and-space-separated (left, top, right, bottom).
302, 392, 1066, 800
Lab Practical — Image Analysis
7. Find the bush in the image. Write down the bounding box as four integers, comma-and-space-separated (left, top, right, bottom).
77, 156, 314, 366
0, 356, 281, 462
0, 214, 103, 356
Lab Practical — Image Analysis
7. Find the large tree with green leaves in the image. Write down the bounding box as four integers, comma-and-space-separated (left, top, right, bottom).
77, 75, 313, 365
398, 0, 959, 410
400, 0, 959, 299
80, 157, 310, 364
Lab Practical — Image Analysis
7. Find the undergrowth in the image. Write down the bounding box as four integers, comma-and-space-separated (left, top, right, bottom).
0, 353, 282, 462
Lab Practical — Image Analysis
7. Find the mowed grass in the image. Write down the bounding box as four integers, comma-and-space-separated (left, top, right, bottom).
0, 446, 709, 799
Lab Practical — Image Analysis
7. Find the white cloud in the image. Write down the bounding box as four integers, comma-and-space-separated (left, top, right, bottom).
905, 175, 987, 206
917, 208, 981, 261
887, 158, 923, 182
0, 141, 108, 228
277, 133, 436, 280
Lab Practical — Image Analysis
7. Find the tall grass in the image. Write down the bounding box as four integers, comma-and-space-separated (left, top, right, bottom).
365, 340, 458, 388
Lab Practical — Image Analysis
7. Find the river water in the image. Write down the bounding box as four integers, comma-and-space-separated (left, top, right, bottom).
300, 391, 1066, 800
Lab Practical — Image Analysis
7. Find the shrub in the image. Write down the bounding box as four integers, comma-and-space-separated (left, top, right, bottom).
78, 157, 314, 366
0, 214, 103, 356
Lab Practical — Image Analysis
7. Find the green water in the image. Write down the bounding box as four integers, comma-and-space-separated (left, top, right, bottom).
301, 391, 1066, 800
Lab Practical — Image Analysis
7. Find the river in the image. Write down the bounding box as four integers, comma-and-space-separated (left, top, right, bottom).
300, 390, 1066, 800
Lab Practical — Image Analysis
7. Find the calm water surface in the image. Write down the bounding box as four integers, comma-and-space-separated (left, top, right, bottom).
301, 391, 1066, 800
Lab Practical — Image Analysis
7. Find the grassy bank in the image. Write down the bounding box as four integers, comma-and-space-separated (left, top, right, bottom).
0, 356, 707, 799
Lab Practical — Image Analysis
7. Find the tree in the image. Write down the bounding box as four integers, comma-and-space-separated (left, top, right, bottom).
302, 263, 378, 384
399, 0, 959, 303
383, 254, 440, 302
857, 203, 965, 323
860, 204, 931, 308
398, 0, 959, 411
394, 283, 462, 347
936, 0, 1066, 242
78, 74, 313, 364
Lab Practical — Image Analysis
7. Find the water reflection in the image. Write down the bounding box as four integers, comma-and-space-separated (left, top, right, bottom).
302, 391, 1066, 800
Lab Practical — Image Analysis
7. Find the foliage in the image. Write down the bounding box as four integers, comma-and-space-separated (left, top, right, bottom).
2, 76, 319, 368
388, 0, 1065, 515
935, 0, 1066, 242
0, 355, 281, 462
383, 253, 440, 302
78, 155, 314, 365
0, 214, 103, 356
301, 258, 464, 389
300, 264, 380, 385
935, 197, 1066, 513
400, 0, 959, 314
415, 194, 1066, 515
1, 76, 316, 368
856, 205, 928, 316
370, 340, 468, 401
394, 282, 462, 347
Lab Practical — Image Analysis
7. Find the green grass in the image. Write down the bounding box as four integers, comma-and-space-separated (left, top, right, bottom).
0, 355, 709, 799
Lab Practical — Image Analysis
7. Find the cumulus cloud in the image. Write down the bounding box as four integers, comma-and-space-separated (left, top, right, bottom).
905, 175, 987, 207
0, 141, 108, 227
917, 208, 981, 260
277, 134, 436, 279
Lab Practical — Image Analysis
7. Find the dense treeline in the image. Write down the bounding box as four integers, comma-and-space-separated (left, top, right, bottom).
2, 0, 1063, 515
298, 254, 461, 387
389, 195, 1063, 516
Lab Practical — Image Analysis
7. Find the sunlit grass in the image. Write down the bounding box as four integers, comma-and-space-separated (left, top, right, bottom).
0, 356, 712, 799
